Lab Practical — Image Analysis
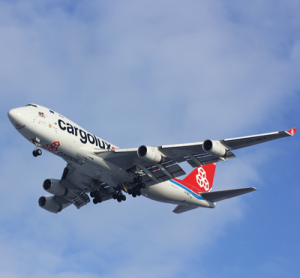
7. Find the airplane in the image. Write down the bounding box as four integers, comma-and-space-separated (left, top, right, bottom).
7, 104, 297, 214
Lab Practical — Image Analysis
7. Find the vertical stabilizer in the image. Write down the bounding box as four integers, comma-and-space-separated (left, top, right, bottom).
183, 163, 216, 192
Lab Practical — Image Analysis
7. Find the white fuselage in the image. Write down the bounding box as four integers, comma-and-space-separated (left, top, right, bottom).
8, 104, 215, 209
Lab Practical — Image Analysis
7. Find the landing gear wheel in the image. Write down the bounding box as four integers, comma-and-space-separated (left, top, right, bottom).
112, 193, 117, 199
33, 149, 42, 157
127, 188, 132, 195
90, 192, 95, 198
132, 193, 136, 198
93, 197, 102, 204
117, 196, 122, 202
31, 138, 41, 157
122, 195, 126, 201
137, 190, 141, 196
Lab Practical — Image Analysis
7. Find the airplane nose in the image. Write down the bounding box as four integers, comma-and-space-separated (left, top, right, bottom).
8, 108, 17, 122
8, 108, 23, 127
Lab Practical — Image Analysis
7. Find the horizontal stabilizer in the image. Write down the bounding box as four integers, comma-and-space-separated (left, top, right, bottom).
173, 205, 197, 214
200, 187, 257, 202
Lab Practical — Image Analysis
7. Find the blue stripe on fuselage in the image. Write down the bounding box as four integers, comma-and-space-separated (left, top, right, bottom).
170, 180, 205, 200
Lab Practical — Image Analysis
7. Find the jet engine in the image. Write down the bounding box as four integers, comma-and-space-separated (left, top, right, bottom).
38, 196, 62, 213
43, 179, 68, 196
137, 145, 165, 164
202, 140, 227, 157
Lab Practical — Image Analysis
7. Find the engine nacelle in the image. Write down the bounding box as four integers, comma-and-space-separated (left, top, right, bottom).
38, 196, 62, 213
202, 140, 227, 157
43, 179, 68, 196
137, 145, 165, 164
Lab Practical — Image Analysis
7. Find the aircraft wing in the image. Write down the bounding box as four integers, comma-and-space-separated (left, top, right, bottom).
220, 128, 297, 150
200, 187, 257, 202
45, 163, 117, 212
94, 128, 296, 185
159, 128, 296, 166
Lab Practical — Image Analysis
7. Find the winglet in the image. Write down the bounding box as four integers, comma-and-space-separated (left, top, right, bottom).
286, 128, 297, 136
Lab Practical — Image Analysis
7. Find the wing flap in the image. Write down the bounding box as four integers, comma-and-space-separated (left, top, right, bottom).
200, 187, 257, 202
160, 143, 236, 166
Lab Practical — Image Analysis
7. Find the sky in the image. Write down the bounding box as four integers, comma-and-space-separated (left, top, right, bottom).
0, 0, 300, 277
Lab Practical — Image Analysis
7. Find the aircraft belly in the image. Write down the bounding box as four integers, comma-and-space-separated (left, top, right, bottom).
143, 182, 190, 205
47, 146, 132, 187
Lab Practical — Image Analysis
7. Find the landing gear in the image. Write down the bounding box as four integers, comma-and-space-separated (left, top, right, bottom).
113, 191, 126, 203
130, 187, 141, 198
127, 176, 145, 198
93, 197, 102, 204
33, 149, 42, 157
91, 190, 102, 204
31, 137, 42, 157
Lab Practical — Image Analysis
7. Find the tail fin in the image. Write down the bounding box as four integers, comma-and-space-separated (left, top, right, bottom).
183, 163, 216, 193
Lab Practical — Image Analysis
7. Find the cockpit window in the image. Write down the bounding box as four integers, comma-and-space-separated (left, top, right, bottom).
26, 104, 37, 108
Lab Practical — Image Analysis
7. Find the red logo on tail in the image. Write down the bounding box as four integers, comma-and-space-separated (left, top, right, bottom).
196, 167, 210, 191
183, 163, 216, 193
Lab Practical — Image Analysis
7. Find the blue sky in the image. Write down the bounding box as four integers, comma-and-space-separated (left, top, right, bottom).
1, 0, 299, 277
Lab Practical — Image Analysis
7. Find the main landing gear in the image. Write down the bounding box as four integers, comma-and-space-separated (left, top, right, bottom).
127, 176, 146, 198
91, 176, 146, 205
90, 188, 127, 205
90, 190, 102, 204
112, 192, 126, 202
31, 137, 42, 157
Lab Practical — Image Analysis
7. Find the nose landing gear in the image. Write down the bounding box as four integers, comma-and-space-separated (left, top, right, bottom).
33, 149, 42, 157
31, 137, 42, 157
